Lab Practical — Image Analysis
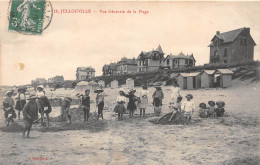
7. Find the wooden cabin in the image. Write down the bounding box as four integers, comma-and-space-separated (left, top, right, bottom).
187, 72, 201, 90
213, 69, 233, 88
177, 73, 189, 89
111, 80, 119, 89
126, 78, 134, 89
200, 70, 215, 88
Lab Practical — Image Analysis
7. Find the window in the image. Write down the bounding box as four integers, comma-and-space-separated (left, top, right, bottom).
244, 39, 247, 46
166, 59, 170, 65
185, 59, 188, 64
224, 60, 227, 63
124, 66, 127, 70
224, 48, 227, 57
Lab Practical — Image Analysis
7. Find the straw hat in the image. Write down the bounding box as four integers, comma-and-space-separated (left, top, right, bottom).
5, 91, 13, 96
94, 88, 104, 93
208, 101, 216, 106
185, 94, 193, 99
37, 85, 44, 90
27, 95, 38, 100
216, 101, 225, 108
199, 103, 206, 109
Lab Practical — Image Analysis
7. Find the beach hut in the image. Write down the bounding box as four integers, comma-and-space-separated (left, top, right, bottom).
126, 78, 134, 89
177, 73, 189, 89
213, 69, 233, 88
187, 72, 201, 90
98, 80, 105, 89
111, 80, 118, 89
74, 81, 90, 94
200, 70, 215, 88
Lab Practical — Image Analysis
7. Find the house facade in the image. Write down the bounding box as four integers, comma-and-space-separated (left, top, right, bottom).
102, 63, 118, 76
137, 45, 164, 72
117, 57, 137, 75
76, 66, 95, 80
164, 52, 196, 69
48, 75, 64, 84
209, 27, 256, 64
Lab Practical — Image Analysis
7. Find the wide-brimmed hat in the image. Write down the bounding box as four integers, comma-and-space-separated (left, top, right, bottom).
208, 101, 216, 106
27, 95, 38, 100
129, 89, 136, 94
5, 91, 13, 96
37, 85, 44, 90
94, 88, 104, 93
199, 103, 206, 109
216, 101, 225, 108
64, 97, 72, 102
186, 94, 193, 99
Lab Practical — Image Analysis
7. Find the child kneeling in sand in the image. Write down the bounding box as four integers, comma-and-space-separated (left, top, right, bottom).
168, 96, 182, 122
198, 103, 207, 118
208, 101, 216, 117
181, 94, 195, 124
61, 97, 72, 124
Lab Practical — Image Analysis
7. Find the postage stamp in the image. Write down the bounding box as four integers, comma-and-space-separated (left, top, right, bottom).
8, 0, 47, 35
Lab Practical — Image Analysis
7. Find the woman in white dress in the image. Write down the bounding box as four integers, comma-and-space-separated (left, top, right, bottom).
138, 84, 149, 117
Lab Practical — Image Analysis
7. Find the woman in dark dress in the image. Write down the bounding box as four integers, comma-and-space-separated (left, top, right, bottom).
125, 89, 137, 117
38, 96, 52, 126
81, 89, 90, 122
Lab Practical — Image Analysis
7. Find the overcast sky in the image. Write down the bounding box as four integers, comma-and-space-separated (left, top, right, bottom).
1, 1, 260, 86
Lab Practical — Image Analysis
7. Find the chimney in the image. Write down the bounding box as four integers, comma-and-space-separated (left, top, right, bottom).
216, 31, 220, 35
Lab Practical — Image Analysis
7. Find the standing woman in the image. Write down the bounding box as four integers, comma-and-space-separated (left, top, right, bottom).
125, 89, 137, 117
38, 96, 52, 126
152, 84, 164, 116
95, 88, 105, 120
115, 89, 127, 120
15, 87, 27, 120
138, 84, 149, 118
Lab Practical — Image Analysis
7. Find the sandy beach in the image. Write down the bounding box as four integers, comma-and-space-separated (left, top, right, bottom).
0, 80, 260, 165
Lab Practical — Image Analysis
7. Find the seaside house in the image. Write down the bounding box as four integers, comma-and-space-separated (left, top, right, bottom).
117, 57, 137, 75
209, 27, 256, 64
163, 52, 196, 69
103, 63, 118, 76
76, 66, 95, 80
137, 45, 164, 72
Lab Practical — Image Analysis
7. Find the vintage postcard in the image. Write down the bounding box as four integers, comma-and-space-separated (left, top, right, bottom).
0, 0, 260, 164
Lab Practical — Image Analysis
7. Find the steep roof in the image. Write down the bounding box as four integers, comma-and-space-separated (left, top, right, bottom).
78, 66, 95, 72
118, 57, 137, 65
165, 52, 195, 61
137, 45, 164, 60
215, 69, 233, 75
155, 45, 163, 54
202, 70, 215, 75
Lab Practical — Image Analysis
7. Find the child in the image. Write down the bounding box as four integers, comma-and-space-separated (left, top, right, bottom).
125, 89, 137, 117
215, 101, 225, 117
208, 101, 216, 117
138, 84, 149, 117
81, 89, 90, 122
15, 87, 27, 120
114, 89, 127, 120
95, 88, 104, 120
198, 103, 207, 118
181, 94, 195, 124
3, 91, 16, 126
38, 96, 52, 126
152, 85, 164, 116
36, 85, 45, 97
61, 97, 72, 124
168, 96, 182, 122
22, 95, 39, 138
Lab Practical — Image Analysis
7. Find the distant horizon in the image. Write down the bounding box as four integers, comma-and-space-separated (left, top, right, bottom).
1, 1, 260, 86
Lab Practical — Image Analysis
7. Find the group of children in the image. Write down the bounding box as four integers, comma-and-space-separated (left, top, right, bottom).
2, 83, 226, 138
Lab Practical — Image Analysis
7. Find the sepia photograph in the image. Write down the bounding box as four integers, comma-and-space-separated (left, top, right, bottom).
0, 0, 260, 164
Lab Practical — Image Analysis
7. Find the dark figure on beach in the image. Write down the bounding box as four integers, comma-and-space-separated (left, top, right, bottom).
215, 101, 225, 117
3, 91, 16, 126
208, 101, 216, 117
15, 87, 27, 120
95, 88, 104, 120
125, 89, 137, 117
138, 84, 149, 118
152, 85, 164, 116
38, 96, 52, 126
61, 97, 72, 124
81, 89, 90, 122
22, 95, 39, 138
114, 89, 127, 120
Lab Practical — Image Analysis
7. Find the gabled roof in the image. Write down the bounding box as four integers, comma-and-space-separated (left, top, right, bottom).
118, 57, 137, 65
202, 70, 215, 75
165, 52, 196, 62
155, 45, 163, 54
78, 66, 95, 72
209, 27, 256, 46
137, 45, 164, 60
187, 72, 201, 77
215, 69, 233, 75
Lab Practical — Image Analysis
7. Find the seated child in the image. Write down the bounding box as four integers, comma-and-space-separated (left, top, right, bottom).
181, 94, 195, 124
215, 101, 225, 117
198, 103, 207, 118
169, 96, 182, 122
60, 97, 72, 124
208, 101, 216, 117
